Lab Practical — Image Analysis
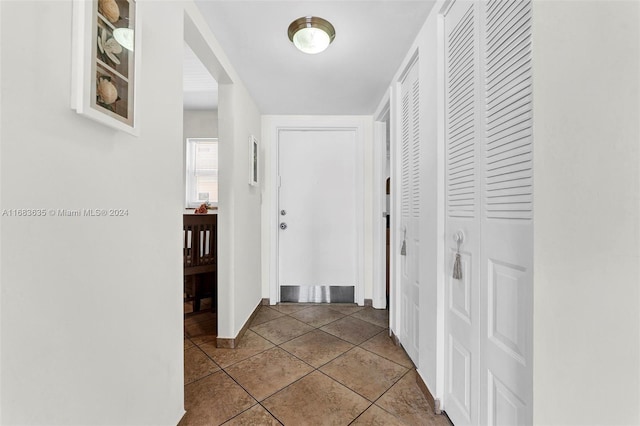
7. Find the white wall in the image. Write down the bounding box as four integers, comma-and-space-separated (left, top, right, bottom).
380, 1, 442, 397
532, 1, 640, 424
1, 1, 185, 423
416, 6, 441, 395
0, 1, 263, 423
218, 83, 262, 337
183, 109, 218, 140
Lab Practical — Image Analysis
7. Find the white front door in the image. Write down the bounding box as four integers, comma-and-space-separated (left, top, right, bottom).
277, 129, 357, 303
443, 1, 533, 425
398, 59, 421, 364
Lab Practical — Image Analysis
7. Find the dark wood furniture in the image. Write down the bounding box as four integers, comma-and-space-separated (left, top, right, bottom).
183, 214, 217, 314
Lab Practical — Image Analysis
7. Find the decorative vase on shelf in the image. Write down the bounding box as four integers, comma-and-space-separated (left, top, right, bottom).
194, 203, 208, 214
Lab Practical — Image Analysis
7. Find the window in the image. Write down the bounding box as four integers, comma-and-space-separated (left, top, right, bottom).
186, 138, 218, 208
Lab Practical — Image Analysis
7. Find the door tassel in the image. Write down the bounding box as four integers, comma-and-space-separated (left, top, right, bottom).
452, 233, 463, 280
452, 252, 462, 280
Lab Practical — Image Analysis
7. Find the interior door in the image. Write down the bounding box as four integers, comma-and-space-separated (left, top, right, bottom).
444, 1, 533, 425
480, 0, 533, 423
277, 130, 357, 303
399, 59, 420, 364
444, 1, 481, 425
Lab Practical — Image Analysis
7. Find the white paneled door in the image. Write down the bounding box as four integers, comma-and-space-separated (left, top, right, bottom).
481, 0, 533, 423
399, 59, 421, 364
444, 0, 533, 425
444, 1, 481, 423
277, 130, 357, 302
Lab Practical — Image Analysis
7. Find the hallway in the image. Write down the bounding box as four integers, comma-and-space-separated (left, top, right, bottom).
181, 304, 449, 425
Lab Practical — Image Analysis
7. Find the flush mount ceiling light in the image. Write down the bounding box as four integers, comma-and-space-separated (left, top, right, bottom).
287, 16, 336, 54
113, 28, 135, 51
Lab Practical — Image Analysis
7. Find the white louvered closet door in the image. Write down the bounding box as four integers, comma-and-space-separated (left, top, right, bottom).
444, 1, 481, 425
399, 59, 420, 364
444, 0, 533, 425
480, 0, 533, 424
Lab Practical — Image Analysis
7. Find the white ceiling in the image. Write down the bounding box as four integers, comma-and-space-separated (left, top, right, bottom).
189, 1, 437, 115
183, 42, 218, 110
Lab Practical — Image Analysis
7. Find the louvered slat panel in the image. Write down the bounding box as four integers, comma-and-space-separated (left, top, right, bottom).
486, 194, 532, 204
411, 78, 420, 218
401, 91, 410, 218
485, 0, 532, 220
447, 5, 476, 218
486, 176, 532, 192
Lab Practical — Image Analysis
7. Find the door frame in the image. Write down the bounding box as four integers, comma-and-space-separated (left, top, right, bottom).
373, 94, 391, 310
265, 116, 368, 305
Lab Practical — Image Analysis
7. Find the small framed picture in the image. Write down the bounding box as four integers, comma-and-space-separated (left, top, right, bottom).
250, 135, 259, 186
71, 0, 139, 135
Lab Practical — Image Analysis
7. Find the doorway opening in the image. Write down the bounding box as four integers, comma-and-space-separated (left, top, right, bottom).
182, 33, 219, 339
373, 100, 391, 312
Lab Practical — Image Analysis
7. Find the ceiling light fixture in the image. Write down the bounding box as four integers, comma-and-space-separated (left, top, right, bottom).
287, 16, 335, 54
113, 28, 135, 51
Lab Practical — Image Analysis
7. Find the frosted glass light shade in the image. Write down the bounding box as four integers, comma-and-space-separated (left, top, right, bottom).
288, 16, 335, 55
113, 28, 134, 51
293, 27, 331, 54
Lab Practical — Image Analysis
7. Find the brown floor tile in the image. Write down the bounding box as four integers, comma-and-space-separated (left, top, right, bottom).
199, 330, 274, 368
184, 310, 216, 325
320, 316, 384, 345
181, 371, 256, 426
250, 315, 314, 345
184, 346, 220, 385
289, 305, 346, 327
352, 404, 405, 425
376, 370, 442, 425
351, 307, 389, 328
360, 331, 415, 368
327, 304, 366, 315
250, 306, 285, 326
222, 404, 282, 425
263, 371, 370, 425
320, 347, 407, 401
225, 347, 313, 401
185, 318, 217, 345
272, 303, 311, 314
280, 329, 354, 368
184, 337, 195, 350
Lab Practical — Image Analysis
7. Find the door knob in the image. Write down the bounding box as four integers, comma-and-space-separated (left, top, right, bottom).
280, 222, 287, 230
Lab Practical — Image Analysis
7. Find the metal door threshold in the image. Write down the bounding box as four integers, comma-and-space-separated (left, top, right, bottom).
280, 285, 354, 303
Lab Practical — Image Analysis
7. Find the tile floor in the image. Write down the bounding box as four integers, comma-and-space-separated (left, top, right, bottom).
181, 304, 450, 426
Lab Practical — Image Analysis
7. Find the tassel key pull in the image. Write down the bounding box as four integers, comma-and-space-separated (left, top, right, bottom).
452, 231, 464, 280
400, 227, 407, 256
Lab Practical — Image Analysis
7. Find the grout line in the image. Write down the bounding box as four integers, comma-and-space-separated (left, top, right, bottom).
314, 369, 376, 404
347, 402, 375, 426
183, 304, 404, 425
183, 369, 220, 387
257, 402, 285, 425
218, 402, 261, 425
357, 338, 415, 370
250, 365, 318, 404
217, 369, 261, 408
